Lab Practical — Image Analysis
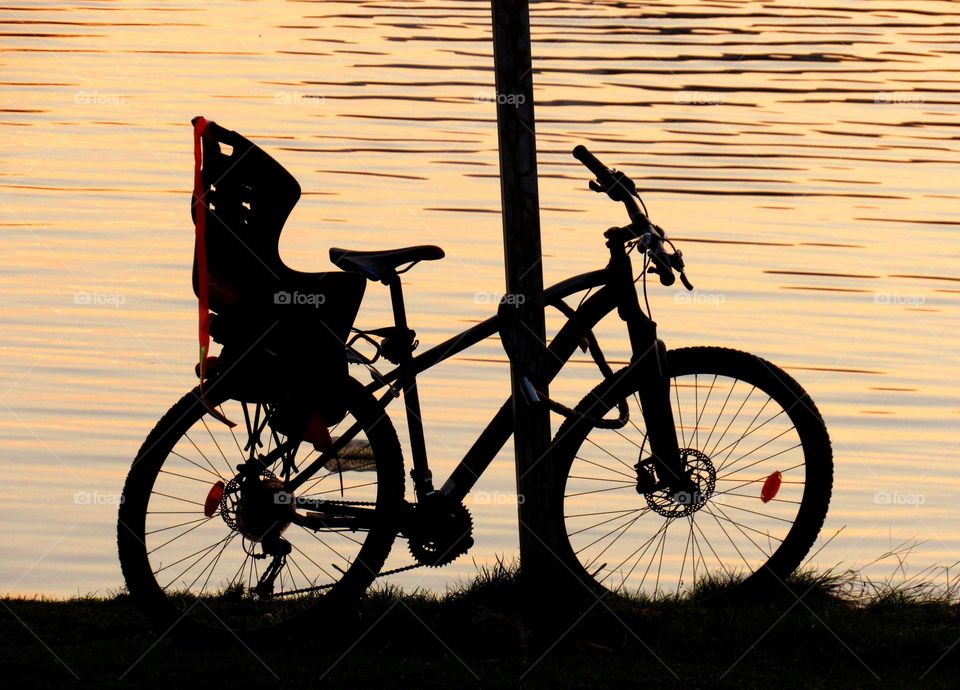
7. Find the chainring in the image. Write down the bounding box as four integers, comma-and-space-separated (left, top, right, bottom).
405, 496, 474, 567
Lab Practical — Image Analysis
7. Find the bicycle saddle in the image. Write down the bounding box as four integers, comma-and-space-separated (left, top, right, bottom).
329, 245, 444, 282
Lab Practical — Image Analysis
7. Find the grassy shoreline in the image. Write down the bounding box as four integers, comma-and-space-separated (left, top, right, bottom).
3, 565, 958, 688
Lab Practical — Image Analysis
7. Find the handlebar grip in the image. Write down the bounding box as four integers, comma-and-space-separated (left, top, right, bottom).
649, 250, 676, 286
573, 145, 610, 179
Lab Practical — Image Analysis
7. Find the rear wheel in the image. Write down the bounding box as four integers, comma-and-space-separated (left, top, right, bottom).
553, 347, 832, 599
117, 377, 404, 639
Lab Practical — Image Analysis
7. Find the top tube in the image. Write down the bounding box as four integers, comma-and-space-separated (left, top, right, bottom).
364, 269, 610, 392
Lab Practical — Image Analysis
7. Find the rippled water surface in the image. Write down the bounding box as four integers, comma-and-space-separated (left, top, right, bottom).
2, 0, 959, 595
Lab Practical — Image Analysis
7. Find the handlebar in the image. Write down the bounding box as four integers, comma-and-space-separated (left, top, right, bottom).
572, 145, 609, 180
572, 145, 640, 210
574, 145, 694, 291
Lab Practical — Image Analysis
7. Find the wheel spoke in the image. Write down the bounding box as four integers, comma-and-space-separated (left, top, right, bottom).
703, 507, 786, 544
574, 455, 637, 481
628, 393, 650, 450
145, 516, 209, 536
290, 541, 338, 584
577, 511, 643, 560
718, 436, 799, 477
582, 436, 637, 474
708, 503, 775, 558
154, 533, 234, 576
691, 514, 733, 580
678, 518, 694, 595
568, 475, 635, 485
586, 513, 645, 576
159, 468, 218, 485
198, 417, 236, 477
147, 515, 212, 555
610, 519, 669, 588
566, 483, 635, 499
162, 531, 237, 591
296, 524, 354, 564
702, 378, 735, 454
673, 377, 686, 447
717, 458, 804, 485
568, 507, 645, 538
693, 374, 717, 452
652, 519, 671, 593
566, 507, 641, 519
708, 385, 755, 458
151, 491, 204, 508
714, 500, 795, 525
179, 435, 227, 482
714, 397, 774, 469
718, 491, 801, 506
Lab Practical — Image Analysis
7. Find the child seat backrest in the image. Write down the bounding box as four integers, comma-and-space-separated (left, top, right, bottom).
191, 118, 300, 309
190, 118, 366, 415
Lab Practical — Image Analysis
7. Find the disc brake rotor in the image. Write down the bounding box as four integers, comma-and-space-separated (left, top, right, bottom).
644, 448, 716, 518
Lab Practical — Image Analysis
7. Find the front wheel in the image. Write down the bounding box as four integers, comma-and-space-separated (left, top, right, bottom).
553, 347, 833, 599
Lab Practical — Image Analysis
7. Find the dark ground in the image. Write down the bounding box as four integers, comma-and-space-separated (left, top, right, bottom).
2, 566, 958, 688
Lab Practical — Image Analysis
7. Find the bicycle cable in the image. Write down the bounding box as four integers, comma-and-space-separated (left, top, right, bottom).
638, 254, 653, 319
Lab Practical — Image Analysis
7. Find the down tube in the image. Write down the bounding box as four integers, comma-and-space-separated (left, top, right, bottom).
439, 285, 618, 501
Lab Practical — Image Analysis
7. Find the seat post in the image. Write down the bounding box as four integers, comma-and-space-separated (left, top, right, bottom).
386, 275, 434, 497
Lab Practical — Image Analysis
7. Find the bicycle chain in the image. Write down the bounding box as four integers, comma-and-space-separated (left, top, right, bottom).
272, 498, 423, 598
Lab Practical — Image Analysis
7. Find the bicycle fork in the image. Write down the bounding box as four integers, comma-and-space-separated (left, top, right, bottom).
609, 240, 693, 499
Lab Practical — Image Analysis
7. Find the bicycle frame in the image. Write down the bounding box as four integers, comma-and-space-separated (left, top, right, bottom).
287, 242, 686, 504
375, 268, 617, 502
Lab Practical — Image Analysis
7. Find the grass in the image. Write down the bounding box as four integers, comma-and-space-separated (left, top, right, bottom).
2, 560, 959, 688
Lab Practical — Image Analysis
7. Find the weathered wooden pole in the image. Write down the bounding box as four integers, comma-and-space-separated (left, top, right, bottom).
490, 0, 557, 587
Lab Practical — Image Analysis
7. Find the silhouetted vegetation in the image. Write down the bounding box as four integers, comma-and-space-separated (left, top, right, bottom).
3, 560, 958, 688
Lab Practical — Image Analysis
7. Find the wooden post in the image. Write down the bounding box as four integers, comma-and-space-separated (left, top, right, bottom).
490, 0, 557, 588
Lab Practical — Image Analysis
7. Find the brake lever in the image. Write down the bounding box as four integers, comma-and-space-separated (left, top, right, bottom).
588, 170, 638, 202
668, 249, 694, 291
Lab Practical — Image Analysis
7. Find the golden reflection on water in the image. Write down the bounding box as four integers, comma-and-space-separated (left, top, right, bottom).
1, 0, 958, 594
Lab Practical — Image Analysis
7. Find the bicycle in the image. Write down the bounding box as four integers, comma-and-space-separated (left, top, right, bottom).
118, 121, 833, 639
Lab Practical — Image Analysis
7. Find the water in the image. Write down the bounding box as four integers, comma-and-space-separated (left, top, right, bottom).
2, 0, 959, 596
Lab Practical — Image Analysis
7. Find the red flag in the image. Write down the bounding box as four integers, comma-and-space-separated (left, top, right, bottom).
192, 116, 211, 383
192, 117, 235, 428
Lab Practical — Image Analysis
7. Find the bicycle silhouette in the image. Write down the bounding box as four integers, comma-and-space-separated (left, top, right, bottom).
118, 119, 833, 639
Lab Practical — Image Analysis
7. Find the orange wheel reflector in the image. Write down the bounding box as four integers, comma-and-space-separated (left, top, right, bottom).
760, 471, 782, 503
204, 480, 225, 517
